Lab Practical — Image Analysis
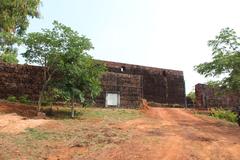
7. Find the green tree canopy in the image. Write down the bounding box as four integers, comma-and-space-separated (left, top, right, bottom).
187, 90, 196, 103
55, 53, 106, 117
0, 0, 41, 63
195, 28, 240, 92
0, 52, 18, 64
23, 21, 106, 115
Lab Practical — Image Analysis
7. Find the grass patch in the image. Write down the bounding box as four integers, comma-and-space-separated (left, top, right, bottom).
80, 108, 142, 121
43, 106, 142, 121
210, 108, 238, 123
24, 128, 54, 140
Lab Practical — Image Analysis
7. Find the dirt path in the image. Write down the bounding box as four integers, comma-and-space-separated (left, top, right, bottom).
0, 113, 50, 134
91, 108, 240, 160
0, 102, 50, 134
1, 103, 240, 160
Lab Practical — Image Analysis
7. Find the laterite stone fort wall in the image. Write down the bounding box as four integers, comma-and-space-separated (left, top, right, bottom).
0, 62, 44, 100
195, 83, 240, 108
0, 61, 186, 107
101, 61, 186, 106
96, 72, 142, 107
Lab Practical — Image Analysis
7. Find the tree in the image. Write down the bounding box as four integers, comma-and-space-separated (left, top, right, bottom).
23, 21, 106, 116
55, 55, 105, 118
187, 90, 196, 104
0, 0, 41, 62
23, 21, 63, 111
48, 22, 106, 117
195, 28, 240, 92
0, 32, 20, 63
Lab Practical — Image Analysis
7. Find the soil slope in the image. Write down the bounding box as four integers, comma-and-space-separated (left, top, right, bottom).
91, 108, 240, 160
1, 102, 240, 160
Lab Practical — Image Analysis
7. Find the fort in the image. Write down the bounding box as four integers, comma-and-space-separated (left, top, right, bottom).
0, 61, 186, 107
96, 60, 186, 107
195, 83, 240, 108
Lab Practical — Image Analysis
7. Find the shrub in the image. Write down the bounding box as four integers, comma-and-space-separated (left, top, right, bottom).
19, 95, 31, 104
41, 100, 51, 106
0, 53, 18, 64
7, 96, 17, 102
210, 108, 237, 123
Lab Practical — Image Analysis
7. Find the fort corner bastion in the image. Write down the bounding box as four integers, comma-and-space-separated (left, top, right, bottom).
0, 60, 186, 107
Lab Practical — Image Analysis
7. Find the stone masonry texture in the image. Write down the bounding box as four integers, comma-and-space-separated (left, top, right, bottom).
95, 72, 142, 107
195, 83, 240, 108
0, 62, 44, 100
100, 60, 186, 106
0, 61, 186, 107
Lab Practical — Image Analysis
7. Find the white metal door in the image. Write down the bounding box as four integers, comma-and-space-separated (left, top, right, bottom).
106, 93, 119, 106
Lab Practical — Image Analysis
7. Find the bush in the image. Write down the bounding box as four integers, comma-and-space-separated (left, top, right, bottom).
41, 100, 51, 106
7, 96, 17, 102
19, 95, 31, 104
210, 108, 237, 123
0, 53, 18, 64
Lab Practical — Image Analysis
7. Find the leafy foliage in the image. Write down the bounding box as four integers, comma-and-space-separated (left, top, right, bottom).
206, 80, 221, 88
187, 90, 196, 103
210, 108, 237, 123
195, 28, 240, 92
0, 32, 21, 57
49, 22, 106, 117
23, 21, 106, 116
22, 28, 62, 67
0, 0, 40, 34
19, 95, 31, 104
22, 21, 66, 110
0, 0, 41, 62
0, 52, 18, 64
55, 54, 106, 105
7, 96, 17, 102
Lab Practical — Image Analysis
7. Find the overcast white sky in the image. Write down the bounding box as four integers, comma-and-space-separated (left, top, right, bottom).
19, 0, 240, 93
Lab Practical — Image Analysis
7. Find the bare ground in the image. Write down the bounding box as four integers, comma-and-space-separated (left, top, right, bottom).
0, 103, 240, 160
0, 113, 50, 134
88, 108, 240, 160
0, 102, 50, 134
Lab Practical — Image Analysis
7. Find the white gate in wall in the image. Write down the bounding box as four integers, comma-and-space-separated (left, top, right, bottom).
105, 92, 120, 107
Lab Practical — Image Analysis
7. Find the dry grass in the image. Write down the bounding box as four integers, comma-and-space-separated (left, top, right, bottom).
1, 103, 240, 160
0, 105, 142, 160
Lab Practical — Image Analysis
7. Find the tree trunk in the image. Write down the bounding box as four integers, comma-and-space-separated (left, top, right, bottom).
37, 79, 49, 112
37, 68, 47, 112
49, 101, 53, 116
71, 97, 75, 118
37, 68, 55, 112
37, 87, 44, 112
